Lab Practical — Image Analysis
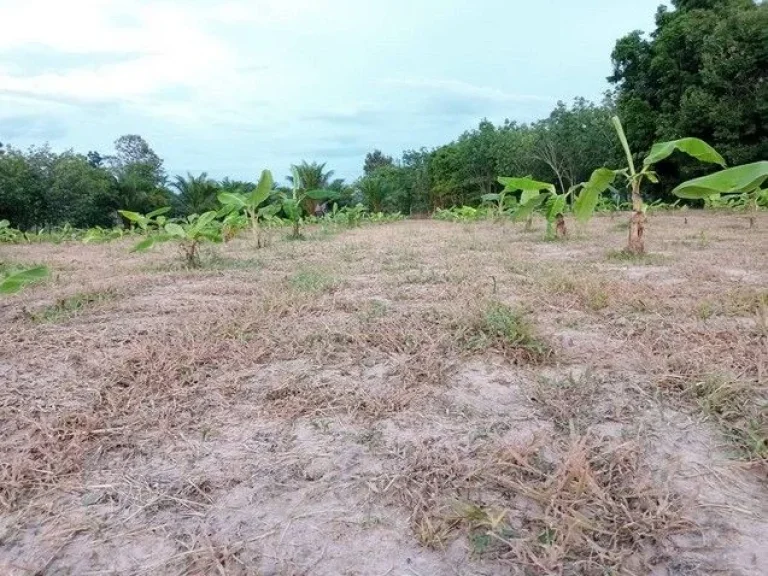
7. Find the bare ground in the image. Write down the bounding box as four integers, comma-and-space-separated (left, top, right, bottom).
0, 212, 766, 575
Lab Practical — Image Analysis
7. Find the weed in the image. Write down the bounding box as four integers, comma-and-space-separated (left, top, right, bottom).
531, 370, 600, 431
205, 254, 263, 271
460, 300, 551, 362
689, 375, 767, 461
288, 269, 338, 293
29, 290, 117, 322
538, 270, 613, 312
606, 249, 667, 265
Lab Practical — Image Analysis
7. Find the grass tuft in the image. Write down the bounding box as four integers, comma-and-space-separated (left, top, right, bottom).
29, 289, 117, 322
460, 300, 551, 362
288, 269, 338, 293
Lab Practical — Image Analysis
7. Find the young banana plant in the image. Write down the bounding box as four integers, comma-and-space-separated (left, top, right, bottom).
611, 116, 725, 254
131, 211, 222, 267
497, 176, 570, 237
217, 169, 276, 246
117, 206, 172, 232
673, 161, 768, 229
481, 189, 518, 219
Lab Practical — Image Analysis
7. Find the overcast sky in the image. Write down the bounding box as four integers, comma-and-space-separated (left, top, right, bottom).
0, 0, 664, 182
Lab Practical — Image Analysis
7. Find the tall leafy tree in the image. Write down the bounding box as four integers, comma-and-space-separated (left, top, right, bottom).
610, 0, 767, 185
107, 135, 170, 214
363, 149, 394, 175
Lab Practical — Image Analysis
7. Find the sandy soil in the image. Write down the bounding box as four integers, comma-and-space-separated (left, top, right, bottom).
0, 212, 766, 575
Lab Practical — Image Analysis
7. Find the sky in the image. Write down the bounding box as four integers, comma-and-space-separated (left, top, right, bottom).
0, 0, 665, 183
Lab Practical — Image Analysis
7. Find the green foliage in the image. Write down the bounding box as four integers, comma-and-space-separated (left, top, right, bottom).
0, 265, 49, 294
643, 139, 726, 168
464, 300, 550, 361
610, 0, 767, 182
0, 219, 23, 243
288, 269, 337, 293
131, 211, 222, 267
498, 177, 556, 196
573, 168, 617, 225
82, 226, 127, 244
363, 149, 394, 175
118, 206, 172, 231
217, 169, 278, 245
512, 193, 548, 225
434, 206, 487, 222
673, 161, 768, 199
172, 172, 220, 215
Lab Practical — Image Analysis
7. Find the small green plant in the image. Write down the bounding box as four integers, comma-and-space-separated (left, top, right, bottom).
497, 176, 556, 232
0, 220, 23, 243
433, 206, 485, 222
0, 265, 49, 294
82, 226, 126, 244
131, 211, 222, 267
217, 169, 279, 246
481, 188, 518, 219
118, 206, 172, 232
572, 168, 616, 230
689, 375, 767, 461
464, 300, 550, 361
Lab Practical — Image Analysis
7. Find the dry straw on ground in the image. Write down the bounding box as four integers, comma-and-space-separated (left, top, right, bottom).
0, 212, 766, 575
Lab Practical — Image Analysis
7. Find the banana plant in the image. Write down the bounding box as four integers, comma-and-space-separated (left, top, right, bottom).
131, 211, 222, 267
611, 116, 725, 254
82, 226, 125, 244
498, 177, 557, 231
117, 206, 172, 232
543, 192, 568, 239
217, 169, 277, 246
481, 189, 518, 219
0, 220, 23, 243
674, 161, 768, 228
281, 178, 337, 239
572, 168, 618, 229
0, 265, 49, 295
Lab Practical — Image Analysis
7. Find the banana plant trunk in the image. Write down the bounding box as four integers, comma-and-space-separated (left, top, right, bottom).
627, 179, 645, 254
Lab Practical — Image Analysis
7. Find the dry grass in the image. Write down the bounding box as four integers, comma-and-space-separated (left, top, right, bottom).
0, 212, 767, 575
389, 433, 687, 575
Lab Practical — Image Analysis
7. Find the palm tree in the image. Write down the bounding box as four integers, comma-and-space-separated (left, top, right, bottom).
171, 172, 219, 215
358, 176, 390, 213
287, 161, 335, 214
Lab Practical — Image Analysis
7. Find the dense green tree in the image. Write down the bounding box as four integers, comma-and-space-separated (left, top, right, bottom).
363, 149, 394, 175
49, 153, 116, 227
610, 0, 767, 189
532, 98, 621, 194
108, 135, 171, 215
0, 146, 49, 229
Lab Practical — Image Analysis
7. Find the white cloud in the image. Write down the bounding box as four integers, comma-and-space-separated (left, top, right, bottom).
0, 1, 242, 122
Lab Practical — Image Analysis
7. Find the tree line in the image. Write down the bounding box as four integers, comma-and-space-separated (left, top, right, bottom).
1, 0, 765, 228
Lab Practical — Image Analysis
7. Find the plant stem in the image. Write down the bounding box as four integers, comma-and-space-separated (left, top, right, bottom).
627, 176, 645, 254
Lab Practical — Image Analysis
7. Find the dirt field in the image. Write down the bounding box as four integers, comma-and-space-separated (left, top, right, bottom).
1, 212, 766, 575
